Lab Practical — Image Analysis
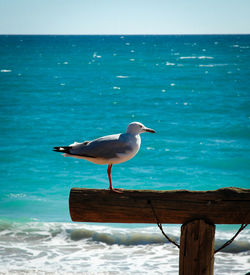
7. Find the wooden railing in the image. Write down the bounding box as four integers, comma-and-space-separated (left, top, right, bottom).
69, 187, 250, 275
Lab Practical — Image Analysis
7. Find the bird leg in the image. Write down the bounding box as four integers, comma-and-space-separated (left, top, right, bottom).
107, 164, 113, 190
107, 164, 123, 193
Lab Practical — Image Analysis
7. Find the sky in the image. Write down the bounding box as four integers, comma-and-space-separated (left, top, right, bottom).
0, 0, 249, 35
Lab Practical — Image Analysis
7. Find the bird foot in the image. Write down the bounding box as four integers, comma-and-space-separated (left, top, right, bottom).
109, 188, 123, 193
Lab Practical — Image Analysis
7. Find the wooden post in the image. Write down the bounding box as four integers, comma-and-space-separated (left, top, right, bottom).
69, 187, 250, 274
179, 219, 215, 275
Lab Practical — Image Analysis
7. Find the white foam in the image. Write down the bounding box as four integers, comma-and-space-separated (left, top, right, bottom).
199, 64, 215, 67
179, 56, 196, 59
166, 62, 175, 66
1, 69, 12, 73
0, 222, 249, 274
199, 64, 228, 67
116, 75, 129, 78
8, 193, 26, 199
93, 52, 102, 58
198, 56, 214, 59
6, 193, 46, 202
179, 56, 214, 60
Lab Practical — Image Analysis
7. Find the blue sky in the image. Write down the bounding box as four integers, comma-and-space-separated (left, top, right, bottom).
0, 0, 249, 34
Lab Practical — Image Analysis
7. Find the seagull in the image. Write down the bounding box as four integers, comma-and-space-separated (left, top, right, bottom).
53, 122, 155, 192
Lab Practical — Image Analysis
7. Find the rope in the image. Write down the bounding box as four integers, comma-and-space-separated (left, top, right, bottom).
148, 200, 180, 248
148, 199, 248, 253
214, 223, 248, 254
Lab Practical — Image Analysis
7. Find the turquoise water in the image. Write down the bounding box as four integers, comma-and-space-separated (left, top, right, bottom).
0, 35, 249, 274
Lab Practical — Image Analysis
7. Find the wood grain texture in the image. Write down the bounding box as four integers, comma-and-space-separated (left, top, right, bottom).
69, 187, 250, 224
179, 220, 215, 275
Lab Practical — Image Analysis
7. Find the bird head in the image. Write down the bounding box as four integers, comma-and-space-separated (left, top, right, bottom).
126, 122, 155, 135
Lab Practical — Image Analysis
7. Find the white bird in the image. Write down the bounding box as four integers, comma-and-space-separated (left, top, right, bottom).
53, 122, 155, 192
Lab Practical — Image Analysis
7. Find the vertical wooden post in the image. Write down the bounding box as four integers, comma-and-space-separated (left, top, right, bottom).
179, 219, 215, 275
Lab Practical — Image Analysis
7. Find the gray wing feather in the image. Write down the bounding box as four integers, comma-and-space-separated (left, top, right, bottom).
69, 133, 133, 159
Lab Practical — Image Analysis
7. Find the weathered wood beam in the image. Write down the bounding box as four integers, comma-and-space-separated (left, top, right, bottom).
69, 187, 250, 224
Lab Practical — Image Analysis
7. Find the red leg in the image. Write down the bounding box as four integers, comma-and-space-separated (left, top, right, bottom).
107, 164, 113, 190
107, 164, 123, 193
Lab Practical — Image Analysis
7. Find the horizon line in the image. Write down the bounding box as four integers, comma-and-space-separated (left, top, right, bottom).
1, 33, 250, 36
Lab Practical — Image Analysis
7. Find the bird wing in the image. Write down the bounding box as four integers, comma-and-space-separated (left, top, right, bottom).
69, 133, 133, 159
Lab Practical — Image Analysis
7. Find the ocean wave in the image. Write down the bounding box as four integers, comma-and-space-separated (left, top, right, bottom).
166, 62, 175, 66
116, 75, 129, 78
199, 64, 228, 67
0, 221, 249, 274
5, 193, 47, 202
0, 221, 249, 251
198, 56, 214, 59
1, 69, 12, 73
179, 56, 214, 60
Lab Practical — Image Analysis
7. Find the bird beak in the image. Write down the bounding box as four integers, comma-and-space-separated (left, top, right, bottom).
144, 127, 156, 133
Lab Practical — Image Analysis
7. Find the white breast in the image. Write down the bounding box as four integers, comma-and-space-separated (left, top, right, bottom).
112, 134, 141, 164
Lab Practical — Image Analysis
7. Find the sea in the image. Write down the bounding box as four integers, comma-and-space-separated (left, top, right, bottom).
0, 35, 249, 274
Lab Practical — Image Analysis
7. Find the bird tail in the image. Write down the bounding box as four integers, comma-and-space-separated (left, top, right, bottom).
53, 146, 72, 153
